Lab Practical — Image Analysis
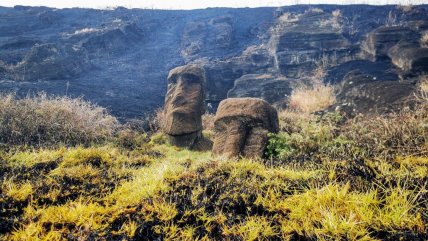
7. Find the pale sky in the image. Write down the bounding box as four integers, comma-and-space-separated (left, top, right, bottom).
1, 0, 427, 9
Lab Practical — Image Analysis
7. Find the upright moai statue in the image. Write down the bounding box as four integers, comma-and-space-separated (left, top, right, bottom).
163, 65, 206, 148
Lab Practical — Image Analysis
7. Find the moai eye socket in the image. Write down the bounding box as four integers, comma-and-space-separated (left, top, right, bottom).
181, 73, 200, 84
168, 73, 178, 84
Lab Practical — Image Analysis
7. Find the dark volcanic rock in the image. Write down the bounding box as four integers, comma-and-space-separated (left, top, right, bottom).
0, 5, 428, 118
7, 43, 89, 81
325, 60, 399, 84
65, 22, 145, 56
334, 71, 416, 114
388, 42, 428, 76
202, 45, 275, 107
213, 98, 279, 158
0, 38, 42, 65
270, 9, 357, 78
181, 15, 235, 62
227, 74, 295, 104
363, 26, 420, 60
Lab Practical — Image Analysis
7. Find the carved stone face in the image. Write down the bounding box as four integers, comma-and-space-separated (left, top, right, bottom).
214, 118, 270, 158
212, 98, 279, 158
163, 65, 205, 147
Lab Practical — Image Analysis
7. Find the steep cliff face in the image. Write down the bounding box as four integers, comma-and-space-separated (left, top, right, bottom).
0, 5, 427, 118
269, 10, 356, 78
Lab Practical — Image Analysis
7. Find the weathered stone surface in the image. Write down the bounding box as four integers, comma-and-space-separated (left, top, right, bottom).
65, 22, 144, 56
363, 26, 420, 60
213, 98, 279, 158
0, 5, 428, 118
7, 43, 88, 81
163, 65, 206, 148
181, 16, 234, 62
388, 42, 428, 76
334, 71, 416, 114
270, 10, 356, 78
201, 45, 275, 108
325, 60, 399, 84
227, 74, 295, 104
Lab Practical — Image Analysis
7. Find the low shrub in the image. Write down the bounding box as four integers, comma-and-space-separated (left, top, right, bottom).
0, 93, 118, 147
288, 82, 336, 113
267, 100, 428, 161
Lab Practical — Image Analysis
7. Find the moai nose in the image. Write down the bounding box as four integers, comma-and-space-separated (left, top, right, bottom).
223, 121, 247, 158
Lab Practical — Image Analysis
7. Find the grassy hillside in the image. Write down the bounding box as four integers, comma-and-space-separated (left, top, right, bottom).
0, 93, 427, 240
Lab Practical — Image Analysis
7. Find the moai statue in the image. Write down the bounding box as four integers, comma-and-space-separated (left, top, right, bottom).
163, 65, 206, 148
213, 98, 279, 158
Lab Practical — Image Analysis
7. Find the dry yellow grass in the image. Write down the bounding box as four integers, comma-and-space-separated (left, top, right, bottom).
0, 93, 118, 146
420, 76, 428, 96
288, 83, 336, 113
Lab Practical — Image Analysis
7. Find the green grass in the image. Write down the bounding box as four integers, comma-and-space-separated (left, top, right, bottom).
0, 98, 427, 240
0, 141, 426, 240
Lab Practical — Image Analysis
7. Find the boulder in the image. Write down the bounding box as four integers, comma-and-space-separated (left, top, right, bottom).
387, 42, 428, 75
201, 45, 275, 109
333, 71, 416, 115
364, 26, 420, 60
213, 98, 279, 158
325, 60, 399, 84
270, 10, 356, 78
163, 65, 206, 148
227, 74, 295, 104
9, 43, 88, 81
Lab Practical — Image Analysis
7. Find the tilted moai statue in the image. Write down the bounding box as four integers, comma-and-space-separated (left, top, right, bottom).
163, 65, 206, 148
213, 98, 279, 158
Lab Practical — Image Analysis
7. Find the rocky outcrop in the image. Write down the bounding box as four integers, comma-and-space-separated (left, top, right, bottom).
213, 98, 279, 158
0, 37, 41, 65
227, 74, 295, 104
270, 10, 357, 78
388, 42, 428, 76
68, 22, 144, 56
1, 5, 428, 118
6, 43, 88, 81
163, 65, 206, 148
363, 26, 420, 60
334, 71, 416, 114
181, 16, 234, 62
325, 60, 399, 84
201, 45, 275, 108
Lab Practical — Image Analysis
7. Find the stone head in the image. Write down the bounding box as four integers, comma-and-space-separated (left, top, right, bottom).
213, 98, 279, 158
163, 64, 206, 137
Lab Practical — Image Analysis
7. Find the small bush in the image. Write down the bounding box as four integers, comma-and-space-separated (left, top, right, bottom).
202, 113, 215, 132
0, 93, 118, 147
147, 108, 165, 133
124, 108, 165, 134
344, 103, 428, 159
115, 129, 149, 150
288, 83, 336, 113
267, 101, 428, 161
